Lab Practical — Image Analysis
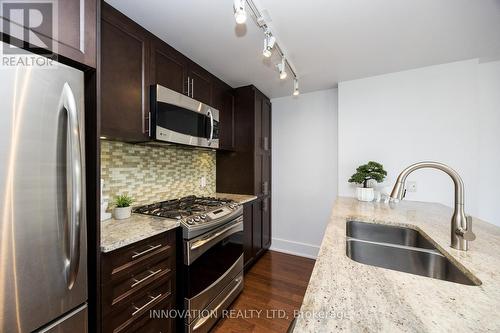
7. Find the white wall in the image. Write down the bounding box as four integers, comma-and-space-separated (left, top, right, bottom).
271, 89, 338, 258
338, 59, 500, 226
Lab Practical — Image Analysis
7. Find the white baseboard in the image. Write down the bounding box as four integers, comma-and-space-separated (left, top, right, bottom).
270, 237, 319, 259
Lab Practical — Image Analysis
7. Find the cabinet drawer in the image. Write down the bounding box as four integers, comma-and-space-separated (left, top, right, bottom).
125, 296, 175, 333
102, 231, 176, 282
103, 257, 175, 315
103, 276, 175, 333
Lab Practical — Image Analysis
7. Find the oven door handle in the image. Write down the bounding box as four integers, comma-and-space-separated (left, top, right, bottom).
192, 276, 243, 331
190, 220, 242, 251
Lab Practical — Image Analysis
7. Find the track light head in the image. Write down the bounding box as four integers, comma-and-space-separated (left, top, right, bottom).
277, 57, 287, 80
293, 78, 300, 96
234, 0, 247, 24
263, 30, 275, 58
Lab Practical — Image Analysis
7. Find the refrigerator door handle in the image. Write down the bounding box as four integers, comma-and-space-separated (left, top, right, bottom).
59, 82, 83, 290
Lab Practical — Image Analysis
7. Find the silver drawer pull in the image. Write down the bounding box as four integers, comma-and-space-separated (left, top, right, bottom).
132, 293, 162, 316
131, 269, 162, 288
131, 244, 162, 259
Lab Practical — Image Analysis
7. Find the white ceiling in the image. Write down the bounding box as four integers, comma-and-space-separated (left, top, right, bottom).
105, 0, 500, 98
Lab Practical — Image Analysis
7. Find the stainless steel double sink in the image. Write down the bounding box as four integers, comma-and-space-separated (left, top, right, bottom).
345, 221, 481, 286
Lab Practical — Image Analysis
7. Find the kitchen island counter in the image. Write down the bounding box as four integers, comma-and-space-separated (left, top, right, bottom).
294, 197, 500, 332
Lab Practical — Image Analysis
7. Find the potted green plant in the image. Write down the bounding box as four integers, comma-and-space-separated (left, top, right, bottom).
348, 161, 387, 201
113, 194, 134, 220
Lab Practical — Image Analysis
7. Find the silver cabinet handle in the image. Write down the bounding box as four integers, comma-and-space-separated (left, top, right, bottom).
58, 82, 82, 290
191, 77, 194, 97
132, 293, 162, 316
132, 244, 162, 259
187, 76, 190, 96
264, 137, 269, 151
190, 221, 242, 251
131, 269, 163, 288
192, 277, 243, 331
207, 109, 214, 143
262, 181, 269, 195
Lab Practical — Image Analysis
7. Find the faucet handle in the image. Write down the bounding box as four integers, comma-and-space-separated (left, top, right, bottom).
457, 216, 476, 241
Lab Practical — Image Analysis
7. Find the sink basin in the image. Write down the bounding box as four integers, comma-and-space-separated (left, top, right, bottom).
347, 220, 435, 249
345, 221, 480, 286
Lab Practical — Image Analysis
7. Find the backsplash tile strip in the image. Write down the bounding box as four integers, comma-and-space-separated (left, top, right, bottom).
101, 140, 216, 206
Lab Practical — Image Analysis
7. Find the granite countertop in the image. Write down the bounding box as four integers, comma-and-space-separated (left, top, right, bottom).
100, 214, 180, 253
294, 197, 500, 332
100, 193, 256, 253
215, 192, 258, 204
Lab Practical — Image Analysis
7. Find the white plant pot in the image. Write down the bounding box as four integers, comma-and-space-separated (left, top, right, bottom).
114, 206, 132, 220
356, 187, 375, 202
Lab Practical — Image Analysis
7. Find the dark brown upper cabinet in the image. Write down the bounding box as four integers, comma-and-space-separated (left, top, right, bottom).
187, 62, 212, 105
150, 36, 188, 95
101, 3, 232, 142
57, 0, 97, 67
100, 2, 150, 141
212, 81, 235, 150
0, 0, 97, 67
217, 85, 272, 196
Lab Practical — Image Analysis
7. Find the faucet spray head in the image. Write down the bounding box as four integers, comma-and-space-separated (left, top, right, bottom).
390, 181, 406, 202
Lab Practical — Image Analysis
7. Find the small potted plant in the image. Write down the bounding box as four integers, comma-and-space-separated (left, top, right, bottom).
113, 194, 134, 220
348, 161, 387, 202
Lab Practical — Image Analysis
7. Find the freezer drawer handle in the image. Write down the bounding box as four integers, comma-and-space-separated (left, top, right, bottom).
132, 244, 163, 259
59, 82, 83, 290
131, 269, 163, 288
132, 293, 162, 316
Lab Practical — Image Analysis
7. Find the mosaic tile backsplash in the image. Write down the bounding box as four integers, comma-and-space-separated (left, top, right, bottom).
101, 140, 216, 206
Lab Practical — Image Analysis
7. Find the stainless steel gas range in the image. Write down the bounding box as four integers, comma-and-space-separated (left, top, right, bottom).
134, 196, 244, 333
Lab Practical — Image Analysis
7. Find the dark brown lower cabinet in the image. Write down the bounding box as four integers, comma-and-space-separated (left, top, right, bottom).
101, 229, 177, 333
243, 197, 272, 270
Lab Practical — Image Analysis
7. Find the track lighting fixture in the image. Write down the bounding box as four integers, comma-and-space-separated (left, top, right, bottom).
293, 78, 300, 96
233, 0, 300, 93
277, 57, 287, 80
262, 30, 275, 58
234, 0, 247, 24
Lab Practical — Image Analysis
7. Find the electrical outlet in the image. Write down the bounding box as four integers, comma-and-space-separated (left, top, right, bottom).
407, 181, 417, 192
200, 176, 207, 188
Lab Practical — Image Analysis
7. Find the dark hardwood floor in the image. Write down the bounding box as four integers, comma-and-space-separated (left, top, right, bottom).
212, 251, 316, 333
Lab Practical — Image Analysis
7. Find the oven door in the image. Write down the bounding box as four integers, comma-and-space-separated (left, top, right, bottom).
183, 219, 243, 318
151, 84, 219, 148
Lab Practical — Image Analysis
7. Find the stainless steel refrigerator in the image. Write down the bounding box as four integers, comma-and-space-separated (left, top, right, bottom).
0, 42, 87, 333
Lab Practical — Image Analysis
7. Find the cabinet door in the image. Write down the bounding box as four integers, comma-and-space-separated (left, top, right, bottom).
261, 98, 272, 195
213, 82, 235, 150
0, 0, 96, 67
243, 202, 254, 267
101, 4, 150, 141
57, 0, 97, 67
150, 39, 188, 95
262, 196, 271, 249
188, 63, 212, 105
252, 198, 263, 258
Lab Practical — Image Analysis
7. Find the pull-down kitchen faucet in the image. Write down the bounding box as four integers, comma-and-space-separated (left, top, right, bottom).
390, 161, 475, 251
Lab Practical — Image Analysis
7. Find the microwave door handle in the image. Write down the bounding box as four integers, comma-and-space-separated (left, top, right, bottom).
59, 83, 82, 290
207, 109, 214, 143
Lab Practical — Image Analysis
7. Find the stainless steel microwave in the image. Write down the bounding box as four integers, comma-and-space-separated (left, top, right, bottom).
150, 84, 219, 149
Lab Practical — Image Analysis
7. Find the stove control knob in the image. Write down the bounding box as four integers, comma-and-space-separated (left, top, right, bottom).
194, 216, 201, 222
201, 214, 207, 219
187, 218, 195, 225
